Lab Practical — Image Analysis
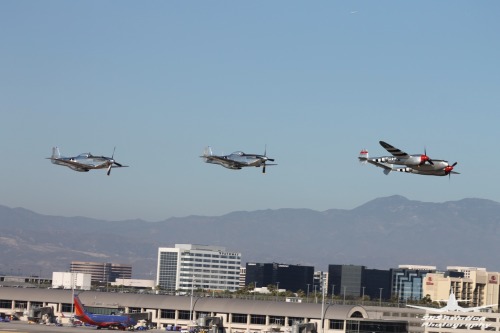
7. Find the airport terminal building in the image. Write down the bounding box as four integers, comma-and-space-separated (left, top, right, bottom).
3, 287, 500, 332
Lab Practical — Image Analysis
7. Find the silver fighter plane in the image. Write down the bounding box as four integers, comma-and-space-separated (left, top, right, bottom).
201, 146, 277, 173
47, 147, 128, 176
359, 141, 459, 177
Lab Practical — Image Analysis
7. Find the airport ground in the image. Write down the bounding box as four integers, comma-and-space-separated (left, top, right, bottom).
0, 321, 161, 333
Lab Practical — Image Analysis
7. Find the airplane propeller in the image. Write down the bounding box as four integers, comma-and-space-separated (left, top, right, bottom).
106, 147, 123, 176
420, 148, 434, 165
261, 145, 275, 174
445, 162, 458, 179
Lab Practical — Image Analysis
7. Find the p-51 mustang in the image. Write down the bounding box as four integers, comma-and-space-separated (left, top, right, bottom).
359, 141, 459, 177
201, 146, 277, 173
47, 147, 128, 176
74, 294, 136, 330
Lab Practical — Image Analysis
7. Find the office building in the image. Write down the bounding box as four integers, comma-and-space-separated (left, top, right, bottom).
392, 265, 436, 301
422, 266, 499, 310
70, 261, 132, 283
157, 244, 241, 292
362, 268, 392, 300
52, 272, 92, 290
245, 263, 314, 293
328, 265, 392, 300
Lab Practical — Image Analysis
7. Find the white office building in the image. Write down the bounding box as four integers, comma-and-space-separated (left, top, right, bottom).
52, 272, 92, 290
157, 244, 241, 292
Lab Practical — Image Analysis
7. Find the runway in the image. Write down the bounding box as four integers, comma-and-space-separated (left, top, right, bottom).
0, 321, 160, 333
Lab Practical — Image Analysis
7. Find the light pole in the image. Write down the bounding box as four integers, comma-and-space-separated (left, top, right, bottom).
314, 285, 318, 303
190, 276, 196, 322
275, 282, 280, 302
320, 277, 327, 333
307, 284, 310, 302
254, 281, 257, 300
331, 285, 335, 303
343, 286, 346, 304
379, 288, 383, 307
362, 286, 365, 305
71, 273, 77, 322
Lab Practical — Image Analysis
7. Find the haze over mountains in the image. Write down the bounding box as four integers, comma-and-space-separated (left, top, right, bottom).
1, 195, 498, 280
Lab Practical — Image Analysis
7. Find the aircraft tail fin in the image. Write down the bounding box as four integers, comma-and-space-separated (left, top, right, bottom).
358, 149, 368, 164
204, 146, 213, 156
51, 147, 61, 163
73, 294, 87, 318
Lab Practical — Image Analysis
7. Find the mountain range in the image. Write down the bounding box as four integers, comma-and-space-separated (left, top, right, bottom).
1, 195, 499, 279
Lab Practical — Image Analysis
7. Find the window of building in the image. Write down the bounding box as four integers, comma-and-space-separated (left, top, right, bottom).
178, 310, 191, 320
85, 306, 125, 315
288, 317, 304, 326
231, 313, 247, 324
161, 309, 176, 319
250, 314, 266, 325
0, 300, 12, 309
129, 307, 141, 313
329, 320, 344, 330
269, 316, 285, 326
350, 311, 364, 318
196, 311, 211, 319
61, 303, 73, 312
346, 320, 407, 333
14, 301, 27, 309
31, 301, 44, 308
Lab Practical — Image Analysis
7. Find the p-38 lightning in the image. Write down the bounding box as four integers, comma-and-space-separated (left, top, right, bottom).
47, 147, 128, 176
201, 146, 277, 173
359, 141, 459, 177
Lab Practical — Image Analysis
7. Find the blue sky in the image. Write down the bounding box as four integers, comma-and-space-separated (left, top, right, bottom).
1, 1, 499, 221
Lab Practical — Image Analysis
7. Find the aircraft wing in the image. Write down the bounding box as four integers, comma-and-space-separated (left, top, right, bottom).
460, 304, 497, 312
406, 304, 446, 312
359, 157, 395, 175
379, 141, 410, 159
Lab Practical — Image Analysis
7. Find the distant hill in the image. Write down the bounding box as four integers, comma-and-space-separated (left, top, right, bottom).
1, 195, 499, 279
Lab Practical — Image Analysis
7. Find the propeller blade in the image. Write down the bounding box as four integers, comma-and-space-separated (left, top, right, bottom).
262, 164, 266, 174
444, 162, 458, 178
267, 158, 275, 162
114, 161, 123, 167
107, 165, 112, 176
422, 147, 434, 165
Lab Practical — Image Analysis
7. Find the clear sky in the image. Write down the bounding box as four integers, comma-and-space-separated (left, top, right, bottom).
1, 1, 499, 221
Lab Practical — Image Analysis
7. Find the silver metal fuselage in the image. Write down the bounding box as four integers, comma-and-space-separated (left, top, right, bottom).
52, 153, 114, 172
371, 154, 427, 166
204, 151, 268, 169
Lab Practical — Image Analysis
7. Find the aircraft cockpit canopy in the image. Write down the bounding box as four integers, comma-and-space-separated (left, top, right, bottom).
77, 153, 91, 158
232, 151, 244, 156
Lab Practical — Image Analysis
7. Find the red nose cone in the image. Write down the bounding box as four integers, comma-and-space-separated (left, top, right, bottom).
444, 166, 453, 174
420, 155, 429, 164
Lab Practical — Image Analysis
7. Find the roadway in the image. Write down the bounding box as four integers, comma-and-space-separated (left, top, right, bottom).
0, 321, 160, 333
